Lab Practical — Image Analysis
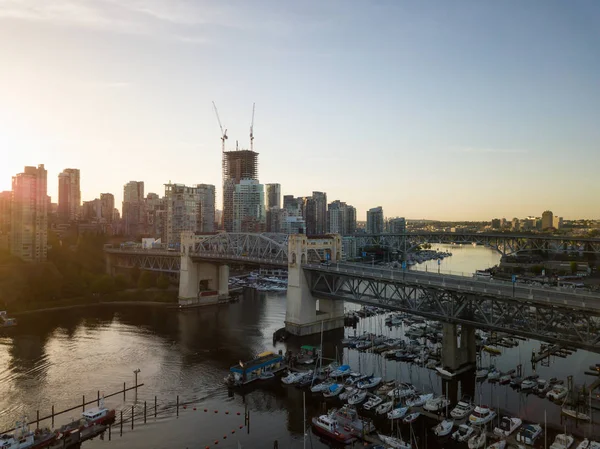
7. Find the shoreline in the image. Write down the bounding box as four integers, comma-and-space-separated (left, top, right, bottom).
11, 300, 173, 316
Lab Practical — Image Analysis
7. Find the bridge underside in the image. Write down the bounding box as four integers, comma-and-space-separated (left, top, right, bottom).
306, 269, 600, 353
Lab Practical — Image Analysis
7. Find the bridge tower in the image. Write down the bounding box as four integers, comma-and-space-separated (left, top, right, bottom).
440, 323, 477, 374
179, 232, 229, 306
285, 234, 345, 336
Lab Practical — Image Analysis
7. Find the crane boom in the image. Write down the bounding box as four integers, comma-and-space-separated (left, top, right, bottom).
250, 103, 255, 151
212, 101, 228, 152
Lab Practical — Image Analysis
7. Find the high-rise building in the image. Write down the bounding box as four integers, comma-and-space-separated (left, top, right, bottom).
82, 199, 102, 221
144, 193, 166, 239
302, 196, 317, 235
388, 217, 406, 234
366, 206, 384, 234
233, 180, 265, 232
0, 191, 11, 234
164, 183, 216, 245
265, 183, 281, 209
542, 210, 554, 230
267, 206, 284, 233
511, 218, 520, 232
123, 181, 145, 236
100, 193, 115, 223
312, 191, 327, 235
491, 218, 501, 229
283, 195, 303, 217
58, 168, 81, 222
553, 216, 563, 230
282, 215, 306, 234
11, 165, 48, 262
327, 200, 357, 236
222, 150, 258, 232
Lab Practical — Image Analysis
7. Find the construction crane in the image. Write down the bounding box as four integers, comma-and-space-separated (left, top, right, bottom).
249, 102, 255, 151
212, 101, 228, 152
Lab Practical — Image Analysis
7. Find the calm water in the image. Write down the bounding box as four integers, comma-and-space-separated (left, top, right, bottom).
0, 245, 598, 448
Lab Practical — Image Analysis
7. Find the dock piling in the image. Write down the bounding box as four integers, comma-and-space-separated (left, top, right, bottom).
82, 395, 85, 411
131, 405, 134, 429
36, 411, 39, 429
154, 396, 157, 418
176, 395, 179, 417
51, 405, 54, 427
120, 411, 123, 436
108, 424, 111, 441
97, 390, 100, 406
144, 401, 146, 423
123, 382, 126, 400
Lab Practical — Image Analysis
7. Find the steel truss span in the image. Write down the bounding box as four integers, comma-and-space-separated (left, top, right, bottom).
110, 253, 180, 273
305, 266, 600, 353
189, 232, 288, 266
354, 233, 600, 256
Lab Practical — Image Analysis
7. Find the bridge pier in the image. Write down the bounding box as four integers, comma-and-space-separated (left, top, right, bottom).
441, 323, 477, 374
285, 234, 345, 336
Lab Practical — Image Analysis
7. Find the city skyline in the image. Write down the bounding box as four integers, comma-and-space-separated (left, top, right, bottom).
1, 1, 599, 220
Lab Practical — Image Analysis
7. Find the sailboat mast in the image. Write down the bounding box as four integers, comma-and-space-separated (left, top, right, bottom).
303, 392, 307, 449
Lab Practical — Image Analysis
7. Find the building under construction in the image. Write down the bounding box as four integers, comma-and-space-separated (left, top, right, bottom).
222, 149, 259, 232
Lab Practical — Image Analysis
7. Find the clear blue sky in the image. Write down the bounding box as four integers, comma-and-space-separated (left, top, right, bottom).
0, 0, 598, 220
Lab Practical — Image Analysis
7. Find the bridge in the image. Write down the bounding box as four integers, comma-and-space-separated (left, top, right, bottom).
104, 231, 600, 373
353, 232, 600, 256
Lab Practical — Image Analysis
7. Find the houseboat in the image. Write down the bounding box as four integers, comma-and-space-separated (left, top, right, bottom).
225, 351, 285, 386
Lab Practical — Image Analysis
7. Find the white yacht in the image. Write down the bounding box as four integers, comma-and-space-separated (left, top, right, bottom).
423, 395, 451, 413
450, 399, 475, 419
468, 431, 487, 449
494, 417, 522, 437
433, 419, 454, 437
469, 406, 497, 425
453, 424, 475, 442
406, 393, 433, 408
516, 424, 542, 445
550, 434, 574, 449
547, 385, 569, 401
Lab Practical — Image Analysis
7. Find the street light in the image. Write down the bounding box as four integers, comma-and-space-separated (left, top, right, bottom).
133, 369, 141, 387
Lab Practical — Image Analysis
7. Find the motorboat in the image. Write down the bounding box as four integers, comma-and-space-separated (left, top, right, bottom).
388, 383, 416, 399
561, 408, 591, 422
499, 374, 511, 385
387, 406, 409, 420
475, 368, 489, 379
487, 440, 507, 449
323, 383, 344, 398
406, 393, 433, 408
330, 364, 352, 378
468, 431, 487, 449
452, 423, 475, 442
378, 434, 412, 449
576, 439, 600, 449
423, 395, 451, 413
516, 424, 542, 445
310, 380, 334, 393
521, 377, 538, 390
433, 419, 454, 437
550, 434, 574, 449
259, 372, 275, 380
494, 417, 522, 437
311, 414, 355, 444
357, 376, 383, 390
347, 390, 368, 405
0, 418, 56, 449
332, 405, 376, 436
534, 379, 550, 395
487, 369, 501, 381
403, 412, 420, 424
547, 385, 569, 401
363, 394, 383, 411
450, 399, 475, 419
281, 371, 308, 385
376, 401, 394, 415
339, 386, 356, 402
376, 380, 396, 395
82, 397, 116, 425
469, 406, 497, 425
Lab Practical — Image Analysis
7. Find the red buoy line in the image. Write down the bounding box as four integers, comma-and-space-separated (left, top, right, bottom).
178, 405, 247, 448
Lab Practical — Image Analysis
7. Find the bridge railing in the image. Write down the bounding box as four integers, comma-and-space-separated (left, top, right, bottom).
189, 251, 287, 265
104, 247, 179, 256
303, 262, 600, 305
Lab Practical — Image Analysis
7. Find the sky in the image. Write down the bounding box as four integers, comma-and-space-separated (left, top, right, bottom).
0, 0, 599, 221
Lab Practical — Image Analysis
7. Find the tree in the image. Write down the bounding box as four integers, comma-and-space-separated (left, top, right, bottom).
91, 275, 116, 295
570, 261, 578, 275
114, 274, 129, 290
138, 271, 156, 289
156, 274, 170, 290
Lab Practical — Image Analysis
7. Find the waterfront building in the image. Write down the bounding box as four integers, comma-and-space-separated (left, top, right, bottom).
366, 206, 384, 234
267, 206, 284, 233
282, 215, 306, 234
123, 181, 145, 236
312, 191, 327, 235
145, 193, 166, 239
100, 193, 115, 223
327, 200, 357, 235
222, 149, 258, 232
388, 217, 406, 234
266, 183, 281, 209
542, 210, 554, 230
11, 164, 48, 262
82, 199, 102, 221
283, 195, 303, 217
342, 236, 357, 260
233, 179, 265, 232
165, 183, 216, 245
58, 168, 81, 222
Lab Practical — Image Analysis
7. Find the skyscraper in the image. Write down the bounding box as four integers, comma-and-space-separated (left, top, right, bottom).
100, 193, 115, 223
265, 183, 281, 209
542, 210, 554, 230
233, 180, 266, 232
222, 149, 258, 232
58, 168, 80, 222
312, 191, 327, 235
366, 206, 384, 234
327, 200, 357, 235
0, 191, 11, 234
196, 184, 216, 233
11, 165, 48, 262
164, 183, 216, 245
388, 217, 406, 234
123, 181, 145, 236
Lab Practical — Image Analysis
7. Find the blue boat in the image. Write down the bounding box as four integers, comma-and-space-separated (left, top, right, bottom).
226, 351, 285, 386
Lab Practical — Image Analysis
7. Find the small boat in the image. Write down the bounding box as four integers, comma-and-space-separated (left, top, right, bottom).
332, 405, 376, 436
310, 380, 334, 393
82, 397, 116, 425
452, 423, 475, 442
487, 439, 507, 449
0, 311, 17, 328
388, 383, 416, 399
468, 431, 487, 449
281, 371, 305, 385
494, 417, 522, 437
311, 415, 355, 444
229, 351, 286, 386
516, 424, 542, 445
487, 369, 501, 381
378, 434, 412, 449
423, 395, 451, 413
363, 395, 383, 411
357, 376, 382, 390
476, 368, 489, 379
323, 383, 344, 398
406, 393, 433, 408
387, 406, 409, 420
376, 401, 393, 415
469, 406, 496, 425
550, 434, 574, 449
534, 379, 551, 395
0, 418, 56, 449
434, 419, 454, 437
576, 439, 600, 449
259, 372, 275, 380
339, 386, 356, 402
330, 364, 352, 378
451, 398, 475, 419
547, 385, 569, 401
347, 390, 367, 405
375, 380, 396, 395
403, 412, 420, 424
561, 408, 591, 422
483, 346, 502, 355
521, 377, 538, 390
499, 374, 511, 385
